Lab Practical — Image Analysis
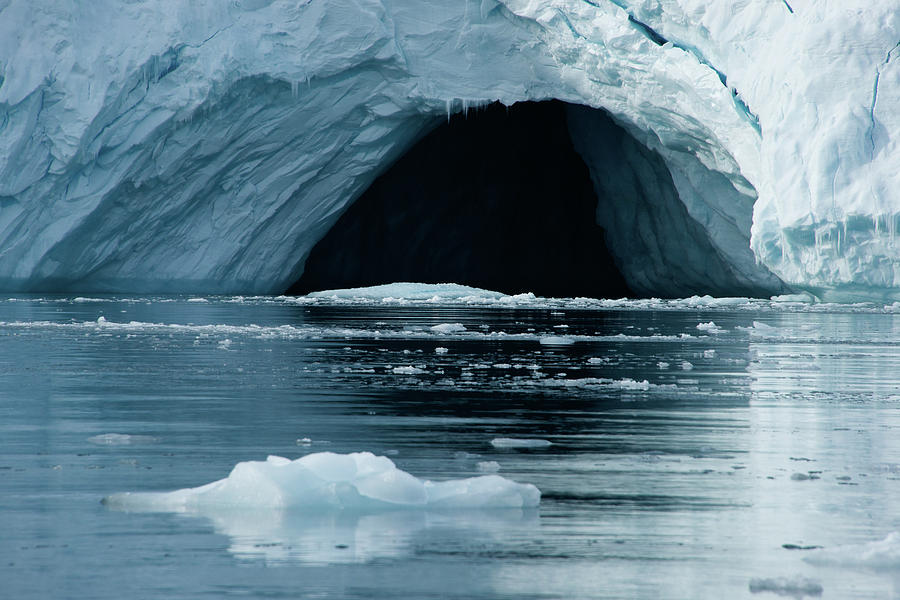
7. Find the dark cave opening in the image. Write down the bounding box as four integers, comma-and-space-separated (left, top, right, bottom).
289, 100, 632, 298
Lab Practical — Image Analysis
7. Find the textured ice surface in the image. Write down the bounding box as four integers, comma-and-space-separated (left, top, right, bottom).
103, 452, 541, 511
3, 2, 900, 297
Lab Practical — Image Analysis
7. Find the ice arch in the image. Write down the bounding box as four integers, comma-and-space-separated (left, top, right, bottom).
292, 101, 782, 298
7, 1, 891, 296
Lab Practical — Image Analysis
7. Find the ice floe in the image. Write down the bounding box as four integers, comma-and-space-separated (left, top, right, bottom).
103, 452, 540, 511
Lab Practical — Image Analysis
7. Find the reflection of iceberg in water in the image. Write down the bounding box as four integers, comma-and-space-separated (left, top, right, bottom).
103, 451, 541, 565
198, 507, 538, 565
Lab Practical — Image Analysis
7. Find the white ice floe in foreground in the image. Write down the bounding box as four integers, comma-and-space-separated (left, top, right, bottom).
103, 452, 540, 512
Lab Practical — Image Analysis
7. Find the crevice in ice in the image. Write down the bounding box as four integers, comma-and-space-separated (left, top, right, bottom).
781, 1, 794, 14
868, 41, 900, 159
626, 14, 667, 47
618, 8, 761, 135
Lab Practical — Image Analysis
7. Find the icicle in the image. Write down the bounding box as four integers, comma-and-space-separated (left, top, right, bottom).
446, 98, 453, 122
291, 80, 299, 98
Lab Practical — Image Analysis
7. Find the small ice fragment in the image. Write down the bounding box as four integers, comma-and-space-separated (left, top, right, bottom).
97, 316, 107, 324
770, 293, 816, 303
539, 336, 574, 346
491, 438, 552, 449
453, 451, 481, 459
681, 361, 693, 370
703, 349, 716, 358
658, 361, 670, 369
434, 347, 449, 354
587, 357, 607, 364
88, 433, 157, 445
392, 366, 426, 375
477, 461, 501, 473
218, 339, 232, 349
430, 323, 466, 334
696, 321, 723, 333
748, 576, 822, 597
296, 437, 313, 446
751, 321, 777, 333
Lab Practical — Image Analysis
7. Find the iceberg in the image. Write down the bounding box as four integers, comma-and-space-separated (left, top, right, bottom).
1, 2, 899, 298
102, 452, 541, 511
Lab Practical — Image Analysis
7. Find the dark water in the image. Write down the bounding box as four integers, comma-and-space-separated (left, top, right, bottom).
3, 294, 900, 599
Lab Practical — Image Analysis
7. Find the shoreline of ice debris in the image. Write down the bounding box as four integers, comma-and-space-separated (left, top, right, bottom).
8, 282, 900, 313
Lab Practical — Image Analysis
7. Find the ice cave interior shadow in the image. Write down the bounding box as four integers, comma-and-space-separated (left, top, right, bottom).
289, 100, 633, 299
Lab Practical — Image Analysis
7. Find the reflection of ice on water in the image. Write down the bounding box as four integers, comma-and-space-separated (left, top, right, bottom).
201, 507, 538, 565
103, 451, 541, 565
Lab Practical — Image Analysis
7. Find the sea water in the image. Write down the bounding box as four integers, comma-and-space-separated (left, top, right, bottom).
3, 291, 900, 599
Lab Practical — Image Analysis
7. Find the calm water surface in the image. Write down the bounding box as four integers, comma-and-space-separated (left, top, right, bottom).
3, 294, 900, 599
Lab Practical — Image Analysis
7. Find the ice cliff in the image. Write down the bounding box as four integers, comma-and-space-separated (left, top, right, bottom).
1, 1, 898, 299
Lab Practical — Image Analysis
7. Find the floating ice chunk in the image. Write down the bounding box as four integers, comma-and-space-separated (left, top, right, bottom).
434, 347, 449, 354
392, 366, 426, 375
587, 357, 608, 364
750, 321, 778, 334
703, 349, 716, 358
103, 452, 540, 511
430, 323, 466, 334
696, 321, 723, 333
88, 433, 157, 445
96, 316, 107, 324
805, 532, 900, 570
476, 461, 501, 473
771, 293, 816, 303
748, 576, 822, 597
453, 451, 481, 460
681, 361, 694, 370
491, 438, 552, 449
539, 336, 574, 346
658, 361, 670, 369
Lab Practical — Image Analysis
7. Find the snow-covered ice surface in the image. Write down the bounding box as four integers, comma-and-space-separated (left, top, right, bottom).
5, 292, 900, 598
2, 2, 900, 298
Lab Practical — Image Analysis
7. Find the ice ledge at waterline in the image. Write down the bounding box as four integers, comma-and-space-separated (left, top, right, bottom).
1, 1, 899, 298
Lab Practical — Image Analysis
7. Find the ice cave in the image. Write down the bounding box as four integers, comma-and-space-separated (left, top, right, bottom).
1, 1, 899, 299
